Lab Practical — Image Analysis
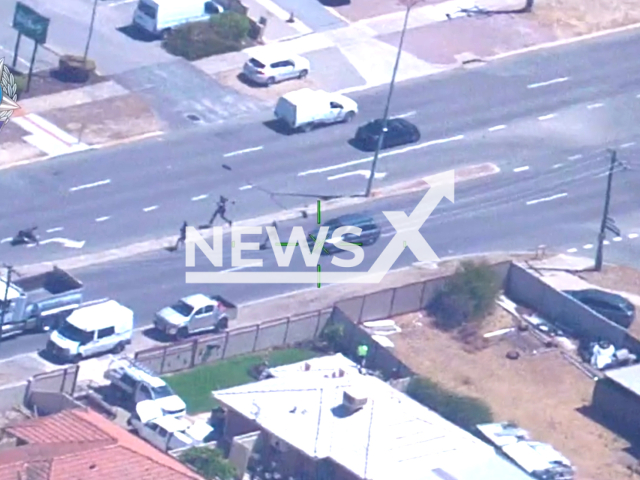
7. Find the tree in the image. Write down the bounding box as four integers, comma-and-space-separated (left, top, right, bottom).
211, 11, 251, 43
428, 261, 501, 331
406, 376, 493, 432
180, 447, 237, 480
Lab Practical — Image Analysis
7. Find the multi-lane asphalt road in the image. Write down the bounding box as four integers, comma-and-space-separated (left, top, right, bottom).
1, 30, 640, 359
3, 30, 640, 266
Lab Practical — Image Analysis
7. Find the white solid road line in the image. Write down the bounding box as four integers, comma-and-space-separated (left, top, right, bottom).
192, 194, 208, 201
69, 179, 111, 192
392, 111, 416, 119
513, 166, 529, 172
587, 103, 604, 109
223, 146, 264, 157
568, 154, 583, 160
239, 185, 253, 190
327, 170, 387, 181
297, 135, 465, 176
538, 114, 556, 120
222, 262, 263, 273
95, 216, 111, 222
143, 206, 159, 212
527, 77, 569, 89
620, 142, 636, 148
488, 125, 506, 132
46, 227, 64, 233
525, 192, 568, 205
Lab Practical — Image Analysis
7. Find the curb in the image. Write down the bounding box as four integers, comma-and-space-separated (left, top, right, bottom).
16, 162, 500, 276
487, 22, 640, 62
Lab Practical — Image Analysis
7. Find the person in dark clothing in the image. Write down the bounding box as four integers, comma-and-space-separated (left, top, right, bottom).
174, 221, 188, 250
15, 226, 39, 245
260, 220, 278, 250
209, 195, 233, 227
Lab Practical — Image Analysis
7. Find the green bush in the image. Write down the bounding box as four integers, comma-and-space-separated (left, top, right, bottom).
162, 21, 242, 61
14, 74, 27, 98
406, 376, 493, 432
211, 11, 250, 42
428, 261, 501, 330
320, 323, 346, 352
180, 447, 237, 480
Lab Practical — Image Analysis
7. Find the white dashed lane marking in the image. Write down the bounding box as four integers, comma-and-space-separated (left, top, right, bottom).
143, 206, 159, 212
527, 77, 569, 89
513, 166, 529, 172
538, 114, 556, 121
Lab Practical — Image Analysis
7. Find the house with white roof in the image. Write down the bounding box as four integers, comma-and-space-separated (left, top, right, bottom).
213, 355, 533, 480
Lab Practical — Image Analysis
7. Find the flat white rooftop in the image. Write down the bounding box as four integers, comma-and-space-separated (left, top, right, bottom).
214, 356, 532, 480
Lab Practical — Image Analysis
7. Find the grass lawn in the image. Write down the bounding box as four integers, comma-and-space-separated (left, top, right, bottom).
163, 348, 319, 414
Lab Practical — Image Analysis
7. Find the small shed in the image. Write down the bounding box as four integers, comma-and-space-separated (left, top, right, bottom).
591, 363, 640, 439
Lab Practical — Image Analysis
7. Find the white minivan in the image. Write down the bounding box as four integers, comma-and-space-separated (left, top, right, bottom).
46, 300, 134, 363
133, 0, 223, 38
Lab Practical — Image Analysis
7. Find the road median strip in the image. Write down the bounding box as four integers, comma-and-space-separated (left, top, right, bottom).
16, 163, 499, 276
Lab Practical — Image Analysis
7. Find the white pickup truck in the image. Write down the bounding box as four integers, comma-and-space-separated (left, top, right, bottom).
128, 400, 214, 452
154, 294, 237, 340
274, 88, 358, 133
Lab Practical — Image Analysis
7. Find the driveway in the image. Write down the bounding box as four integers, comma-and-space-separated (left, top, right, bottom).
0, 0, 175, 75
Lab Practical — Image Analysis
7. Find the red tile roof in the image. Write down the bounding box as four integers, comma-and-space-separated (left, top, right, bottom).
0, 408, 204, 480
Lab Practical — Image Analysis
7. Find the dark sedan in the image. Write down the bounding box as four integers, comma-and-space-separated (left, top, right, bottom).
354, 118, 421, 151
564, 288, 636, 328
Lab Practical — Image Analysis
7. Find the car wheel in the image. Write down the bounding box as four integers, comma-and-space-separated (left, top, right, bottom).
343, 112, 355, 123
113, 342, 125, 354
300, 123, 314, 133
175, 327, 188, 340
266, 77, 276, 86
216, 316, 229, 332
298, 69, 309, 79
71, 354, 82, 364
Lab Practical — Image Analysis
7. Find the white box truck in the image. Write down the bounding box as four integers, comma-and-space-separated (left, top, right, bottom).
274, 88, 358, 133
133, 0, 223, 38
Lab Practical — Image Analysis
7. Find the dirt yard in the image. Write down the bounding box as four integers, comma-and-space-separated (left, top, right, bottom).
533, 0, 640, 37
391, 307, 632, 480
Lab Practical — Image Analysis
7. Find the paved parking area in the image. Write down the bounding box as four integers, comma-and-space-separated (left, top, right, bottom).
267, 0, 348, 30
0, 0, 174, 76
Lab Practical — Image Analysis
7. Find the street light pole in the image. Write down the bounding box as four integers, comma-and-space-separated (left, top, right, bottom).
364, 0, 418, 197
83, 0, 99, 63
594, 149, 618, 272
0, 265, 14, 342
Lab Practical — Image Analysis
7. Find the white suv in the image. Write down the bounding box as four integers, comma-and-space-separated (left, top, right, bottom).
242, 53, 311, 86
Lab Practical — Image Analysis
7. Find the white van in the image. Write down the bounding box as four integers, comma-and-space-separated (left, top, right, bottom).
274, 88, 358, 132
133, 0, 224, 38
46, 300, 134, 363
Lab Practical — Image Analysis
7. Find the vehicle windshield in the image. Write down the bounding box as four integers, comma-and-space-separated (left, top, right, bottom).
249, 58, 266, 69
57, 321, 94, 344
151, 385, 174, 399
170, 301, 194, 317
136, 0, 157, 18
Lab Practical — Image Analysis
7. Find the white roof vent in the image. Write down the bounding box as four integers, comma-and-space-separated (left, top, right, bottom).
342, 388, 367, 413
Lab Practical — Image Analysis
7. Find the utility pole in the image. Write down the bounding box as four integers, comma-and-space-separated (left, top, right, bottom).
0, 265, 14, 341
594, 150, 621, 271
364, 0, 422, 197
83, 0, 99, 63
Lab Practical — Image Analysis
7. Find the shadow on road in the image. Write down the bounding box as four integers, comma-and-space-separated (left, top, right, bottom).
263, 119, 295, 136
236, 72, 268, 89
142, 327, 173, 344
117, 24, 158, 43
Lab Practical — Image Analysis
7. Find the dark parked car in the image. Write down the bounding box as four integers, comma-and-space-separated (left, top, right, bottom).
564, 288, 636, 328
319, 0, 350, 4
354, 118, 421, 151
309, 213, 381, 255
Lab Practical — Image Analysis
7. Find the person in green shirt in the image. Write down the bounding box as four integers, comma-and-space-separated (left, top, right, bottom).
357, 344, 368, 368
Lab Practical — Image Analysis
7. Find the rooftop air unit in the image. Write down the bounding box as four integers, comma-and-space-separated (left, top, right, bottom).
342, 388, 367, 413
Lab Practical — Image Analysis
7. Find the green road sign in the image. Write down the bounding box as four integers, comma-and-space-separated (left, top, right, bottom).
13, 2, 50, 44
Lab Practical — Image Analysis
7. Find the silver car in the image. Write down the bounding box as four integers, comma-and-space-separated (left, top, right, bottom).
242, 53, 311, 86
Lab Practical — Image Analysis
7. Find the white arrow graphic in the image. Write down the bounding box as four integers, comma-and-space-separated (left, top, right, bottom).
327, 170, 387, 181
39, 238, 86, 249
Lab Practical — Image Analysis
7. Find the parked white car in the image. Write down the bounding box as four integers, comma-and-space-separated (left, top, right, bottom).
242, 53, 310, 86
129, 400, 214, 452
